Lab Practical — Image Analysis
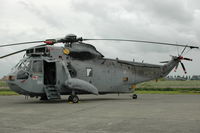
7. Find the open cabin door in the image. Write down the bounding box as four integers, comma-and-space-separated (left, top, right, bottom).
43, 61, 56, 85
43, 60, 61, 100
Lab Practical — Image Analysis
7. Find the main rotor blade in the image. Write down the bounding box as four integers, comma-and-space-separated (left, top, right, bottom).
0, 49, 26, 59
0, 41, 44, 48
0, 44, 46, 59
180, 46, 187, 55
83, 39, 199, 49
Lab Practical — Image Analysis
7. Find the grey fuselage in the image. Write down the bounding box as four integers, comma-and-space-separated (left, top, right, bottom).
6, 42, 178, 97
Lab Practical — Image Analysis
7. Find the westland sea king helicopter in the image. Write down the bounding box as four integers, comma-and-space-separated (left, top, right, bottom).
0, 34, 199, 103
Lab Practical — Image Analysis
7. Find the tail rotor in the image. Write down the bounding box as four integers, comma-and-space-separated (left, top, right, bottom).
173, 46, 193, 74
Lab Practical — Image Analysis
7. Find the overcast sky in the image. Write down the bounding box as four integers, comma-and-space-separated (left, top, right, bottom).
0, 0, 200, 78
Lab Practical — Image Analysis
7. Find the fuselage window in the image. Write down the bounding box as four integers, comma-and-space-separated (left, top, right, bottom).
86, 68, 93, 77
32, 60, 42, 73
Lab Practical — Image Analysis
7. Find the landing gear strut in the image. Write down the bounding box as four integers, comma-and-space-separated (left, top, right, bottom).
132, 94, 137, 99
40, 95, 48, 100
68, 95, 79, 103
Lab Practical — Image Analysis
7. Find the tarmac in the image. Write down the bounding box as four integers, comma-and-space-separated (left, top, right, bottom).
0, 94, 200, 133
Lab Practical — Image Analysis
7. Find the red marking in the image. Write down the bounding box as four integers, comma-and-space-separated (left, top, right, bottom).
178, 56, 184, 60
20, 80, 26, 83
174, 66, 178, 72
44, 41, 54, 45
32, 76, 38, 80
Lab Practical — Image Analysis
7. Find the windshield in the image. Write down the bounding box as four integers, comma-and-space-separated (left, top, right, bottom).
17, 59, 31, 71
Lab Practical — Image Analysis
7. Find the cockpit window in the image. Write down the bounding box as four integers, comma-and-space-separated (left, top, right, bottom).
32, 60, 42, 73
35, 47, 45, 53
18, 60, 31, 71
26, 49, 34, 54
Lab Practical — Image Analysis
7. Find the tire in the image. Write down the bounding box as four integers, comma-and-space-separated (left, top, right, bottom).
71, 95, 79, 103
132, 94, 137, 99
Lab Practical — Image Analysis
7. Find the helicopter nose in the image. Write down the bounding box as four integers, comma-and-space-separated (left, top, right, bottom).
7, 80, 26, 95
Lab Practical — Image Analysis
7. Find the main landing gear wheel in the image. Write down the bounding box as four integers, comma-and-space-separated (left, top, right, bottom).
132, 94, 137, 99
68, 95, 79, 103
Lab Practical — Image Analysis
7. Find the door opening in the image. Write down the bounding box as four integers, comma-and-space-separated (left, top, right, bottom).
44, 61, 56, 85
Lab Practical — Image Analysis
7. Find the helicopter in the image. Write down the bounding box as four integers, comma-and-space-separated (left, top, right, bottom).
0, 34, 199, 103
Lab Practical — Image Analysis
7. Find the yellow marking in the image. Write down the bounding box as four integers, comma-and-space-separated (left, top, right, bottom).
131, 85, 136, 89
63, 48, 70, 55
123, 77, 128, 81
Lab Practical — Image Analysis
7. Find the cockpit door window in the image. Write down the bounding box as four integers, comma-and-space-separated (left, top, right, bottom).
32, 60, 42, 73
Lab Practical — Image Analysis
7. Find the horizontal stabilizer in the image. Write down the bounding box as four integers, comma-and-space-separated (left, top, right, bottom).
160, 61, 169, 63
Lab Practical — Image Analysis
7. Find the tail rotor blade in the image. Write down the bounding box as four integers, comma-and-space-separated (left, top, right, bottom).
183, 57, 192, 61
174, 63, 179, 72
180, 62, 187, 74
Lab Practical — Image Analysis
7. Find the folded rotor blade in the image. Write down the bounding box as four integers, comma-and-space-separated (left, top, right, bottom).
180, 62, 187, 74
0, 49, 27, 59
0, 41, 44, 48
83, 38, 199, 49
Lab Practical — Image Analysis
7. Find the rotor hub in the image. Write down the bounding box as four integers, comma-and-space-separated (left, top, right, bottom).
57, 34, 83, 43
65, 34, 77, 41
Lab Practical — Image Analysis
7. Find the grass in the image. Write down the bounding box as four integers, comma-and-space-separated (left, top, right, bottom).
0, 80, 199, 95
0, 81, 16, 95
135, 90, 200, 95
135, 80, 200, 94
137, 80, 200, 89
0, 90, 18, 95
0, 80, 8, 88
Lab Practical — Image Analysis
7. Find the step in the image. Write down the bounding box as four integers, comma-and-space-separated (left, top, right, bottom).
44, 86, 61, 100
